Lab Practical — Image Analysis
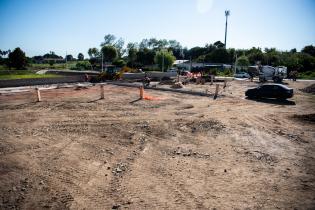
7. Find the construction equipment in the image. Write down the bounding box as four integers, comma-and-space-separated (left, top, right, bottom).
259, 66, 287, 83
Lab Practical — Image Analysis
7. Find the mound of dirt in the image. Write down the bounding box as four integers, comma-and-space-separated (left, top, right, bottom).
158, 79, 176, 85
300, 83, 315, 94
171, 82, 184, 89
292, 113, 315, 123
174, 119, 225, 133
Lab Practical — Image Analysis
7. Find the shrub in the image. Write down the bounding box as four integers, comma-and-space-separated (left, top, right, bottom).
112, 59, 126, 67
75, 61, 92, 70
49, 60, 55, 66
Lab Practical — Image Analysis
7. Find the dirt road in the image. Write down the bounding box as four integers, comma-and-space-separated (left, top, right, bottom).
0, 80, 314, 209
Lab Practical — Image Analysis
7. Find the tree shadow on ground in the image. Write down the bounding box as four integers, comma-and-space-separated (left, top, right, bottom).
246, 97, 296, 105
252, 81, 290, 85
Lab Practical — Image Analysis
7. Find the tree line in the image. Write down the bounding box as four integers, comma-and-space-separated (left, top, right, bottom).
1, 34, 315, 74
89, 34, 315, 73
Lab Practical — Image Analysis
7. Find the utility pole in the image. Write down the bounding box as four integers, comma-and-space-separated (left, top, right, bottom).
162, 52, 164, 72
189, 56, 192, 72
101, 52, 104, 72
224, 10, 230, 49
65, 51, 67, 69
234, 54, 237, 74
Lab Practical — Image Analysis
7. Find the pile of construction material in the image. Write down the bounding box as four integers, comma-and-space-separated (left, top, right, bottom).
171, 82, 184, 89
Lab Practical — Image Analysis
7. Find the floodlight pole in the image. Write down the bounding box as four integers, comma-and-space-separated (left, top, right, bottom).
224, 10, 230, 49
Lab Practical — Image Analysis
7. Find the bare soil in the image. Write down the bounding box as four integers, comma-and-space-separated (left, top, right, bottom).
0, 80, 315, 209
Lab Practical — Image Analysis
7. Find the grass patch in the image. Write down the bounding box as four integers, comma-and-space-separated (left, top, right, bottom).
0, 73, 61, 80
0, 62, 78, 71
30, 62, 77, 70
298, 71, 315, 80
0, 70, 36, 75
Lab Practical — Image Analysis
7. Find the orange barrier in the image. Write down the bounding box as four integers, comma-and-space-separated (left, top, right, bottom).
139, 86, 160, 100
143, 95, 160, 100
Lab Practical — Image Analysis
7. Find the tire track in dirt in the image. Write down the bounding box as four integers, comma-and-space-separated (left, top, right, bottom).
25, 137, 111, 209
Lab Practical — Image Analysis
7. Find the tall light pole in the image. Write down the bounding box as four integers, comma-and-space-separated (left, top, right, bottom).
224, 10, 230, 49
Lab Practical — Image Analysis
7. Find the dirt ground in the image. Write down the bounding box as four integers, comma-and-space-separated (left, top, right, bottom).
0, 80, 314, 209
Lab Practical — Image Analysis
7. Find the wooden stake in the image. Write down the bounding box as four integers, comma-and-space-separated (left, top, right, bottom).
213, 84, 219, 100
210, 75, 214, 85
139, 86, 144, 99
223, 80, 227, 88
100, 84, 105, 99
35, 88, 41, 102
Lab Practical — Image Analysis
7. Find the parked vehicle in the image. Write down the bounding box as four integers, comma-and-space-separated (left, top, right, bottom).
259, 66, 287, 83
245, 84, 293, 99
234, 72, 250, 78
167, 68, 177, 73
180, 71, 191, 76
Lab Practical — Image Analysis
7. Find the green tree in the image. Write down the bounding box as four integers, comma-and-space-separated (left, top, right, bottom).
302, 45, 315, 57
66, 54, 73, 61
76, 61, 92, 70
297, 53, 315, 71
114, 38, 125, 57
236, 55, 249, 70
204, 48, 229, 63
213, 41, 225, 48
100, 34, 125, 57
101, 34, 116, 46
128, 47, 138, 68
88, 48, 100, 58
8, 47, 27, 69
154, 50, 176, 71
188, 47, 206, 60
43, 51, 62, 59
101, 45, 117, 63
136, 48, 155, 66
168, 40, 183, 59
78, 53, 84, 61
139, 39, 149, 49
112, 59, 126, 67
248, 53, 264, 65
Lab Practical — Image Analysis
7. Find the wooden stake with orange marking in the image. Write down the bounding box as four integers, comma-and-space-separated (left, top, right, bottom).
35, 88, 41, 102
139, 86, 144, 99
214, 84, 219, 100
100, 84, 105, 99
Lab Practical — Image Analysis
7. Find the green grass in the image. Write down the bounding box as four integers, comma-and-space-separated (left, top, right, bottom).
0, 69, 36, 75
0, 74, 61, 80
0, 62, 78, 71
30, 62, 77, 70
298, 71, 315, 80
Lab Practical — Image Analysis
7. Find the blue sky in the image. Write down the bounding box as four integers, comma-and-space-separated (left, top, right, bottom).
0, 0, 314, 57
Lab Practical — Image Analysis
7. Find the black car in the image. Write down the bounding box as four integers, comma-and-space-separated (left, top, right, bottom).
245, 84, 293, 99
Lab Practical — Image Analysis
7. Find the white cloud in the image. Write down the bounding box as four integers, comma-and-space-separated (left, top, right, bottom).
196, 0, 214, 14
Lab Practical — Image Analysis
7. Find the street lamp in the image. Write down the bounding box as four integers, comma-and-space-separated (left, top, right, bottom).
224, 10, 230, 48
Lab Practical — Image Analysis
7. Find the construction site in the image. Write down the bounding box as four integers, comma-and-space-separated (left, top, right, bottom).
0, 79, 314, 209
